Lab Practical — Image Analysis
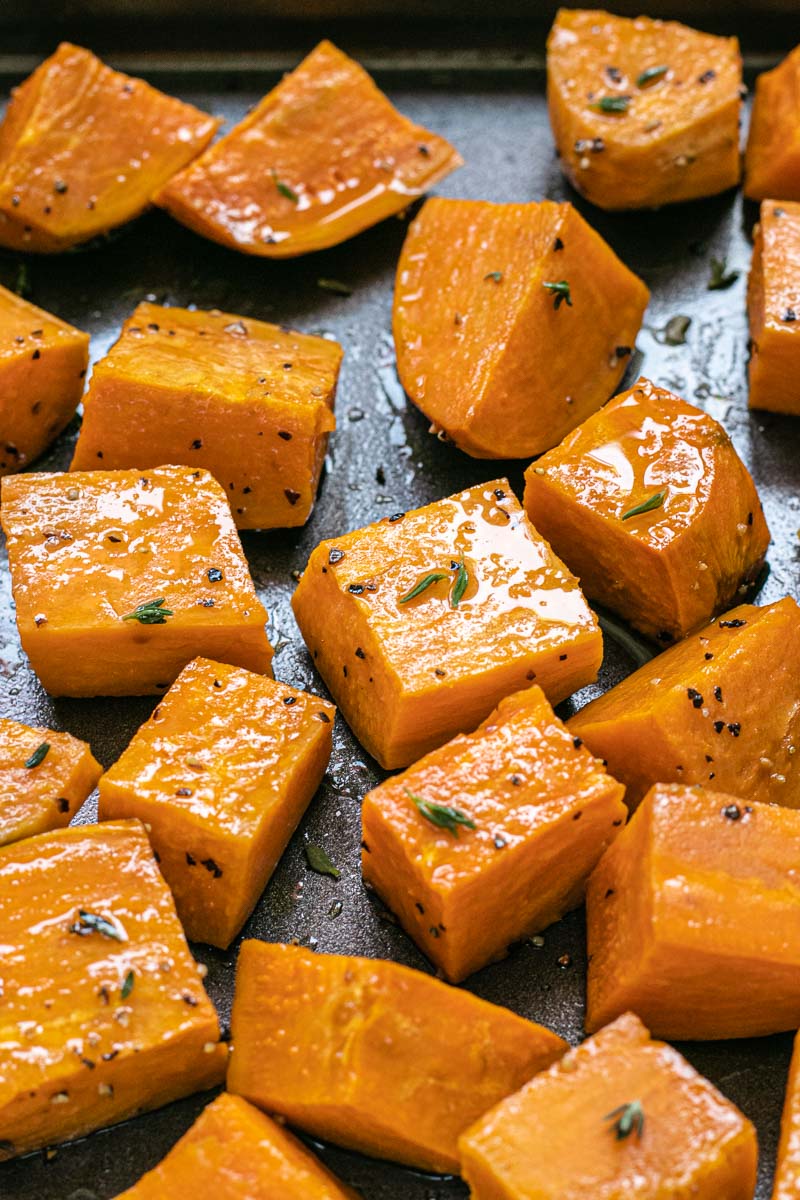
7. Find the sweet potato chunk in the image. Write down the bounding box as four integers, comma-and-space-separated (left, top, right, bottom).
773, 1032, 800, 1200
227, 940, 566, 1173
569, 598, 800, 809
292, 479, 602, 769
0, 717, 100, 846
154, 40, 461, 258
0, 466, 271, 697
747, 201, 800, 414
70, 303, 341, 530
524, 378, 769, 641
98, 657, 335, 948
362, 685, 625, 981
393, 198, 648, 458
744, 45, 800, 202
459, 1012, 757, 1199
0, 820, 226, 1160
586, 784, 800, 1039
547, 10, 742, 210
115, 1094, 360, 1200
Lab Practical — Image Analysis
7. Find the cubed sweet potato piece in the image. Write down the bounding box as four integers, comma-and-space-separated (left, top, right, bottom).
747, 201, 800, 414
569, 598, 800, 809
547, 9, 742, 210
0, 465, 271, 697
773, 1031, 800, 1200
98, 657, 335, 948
393, 197, 648, 458
0, 717, 101, 846
154, 40, 461, 258
587, 783, 800, 1040
227, 940, 566, 1173
0, 819, 226, 1161
458, 1011, 757, 1200
70, 303, 341, 530
744, 45, 800, 202
524, 378, 769, 641
292, 479, 602, 769
362, 684, 625, 982
115, 1094, 360, 1199
0, 43, 219, 253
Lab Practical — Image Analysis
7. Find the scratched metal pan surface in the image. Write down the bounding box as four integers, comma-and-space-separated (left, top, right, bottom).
0, 48, 796, 1200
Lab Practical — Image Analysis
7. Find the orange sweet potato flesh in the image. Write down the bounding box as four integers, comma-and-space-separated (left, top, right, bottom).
569, 598, 800, 809
0, 466, 272, 697
458, 1011, 758, 1200
586, 784, 800, 1040
154, 40, 461, 258
0, 819, 226, 1161
773, 1031, 800, 1200
292, 479, 602, 769
70, 303, 341, 530
524, 378, 770, 641
393, 197, 649, 459
115, 1094, 361, 1200
99, 657, 335, 948
362, 684, 625, 982
744, 45, 800, 202
227, 940, 566, 1173
748, 201, 800, 414
547, 10, 742, 210
0, 43, 219, 253
0, 717, 101, 846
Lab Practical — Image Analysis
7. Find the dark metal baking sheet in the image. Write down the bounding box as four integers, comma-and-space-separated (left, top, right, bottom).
0, 48, 796, 1200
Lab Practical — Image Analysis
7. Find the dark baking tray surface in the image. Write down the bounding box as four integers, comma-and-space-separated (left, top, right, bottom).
0, 47, 796, 1200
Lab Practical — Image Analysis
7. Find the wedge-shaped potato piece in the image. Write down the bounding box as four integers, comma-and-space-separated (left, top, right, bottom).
362, 685, 625, 982
154, 40, 461, 258
569, 598, 800, 809
524, 378, 769, 641
0, 43, 219, 253
71, 303, 341, 530
587, 783, 800, 1039
393, 198, 648, 459
99, 657, 335, 948
744, 45, 800, 201
547, 10, 742, 210
773, 1032, 800, 1200
459, 1011, 757, 1199
227, 940, 565, 1173
0, 717, 101, 846
0, 466, 271, 697
748, 201, 800, 414
292, 479, 602, 769
116, 1093, 360, 1199
0, 820, 226, 1161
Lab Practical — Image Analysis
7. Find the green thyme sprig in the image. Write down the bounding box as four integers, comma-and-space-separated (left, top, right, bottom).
621, 491, 665, 521
542, 280, 572, 309
271, 169, 299, 203
407, 789, 476, 837
592, 95, 631, 113
637, 65, 668, 87
122, 598, 173, 625
304, 841, 341, 879
605, 1100, 645, 1141
24, 742, 50, 769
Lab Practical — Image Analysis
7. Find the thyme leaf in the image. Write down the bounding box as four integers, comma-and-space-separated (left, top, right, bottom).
605, 1100, 645, 1140
637, 65, 668, 87
407, 789, 476, 836
450, 559, 469, 608
14, 262, 31, 298
621, 491, 666, 521
271, 170, 299, 204
707, 257, 739, 291
24, 741, 50, 769
121, 969, 135, 1000
542, 280, 572, 309
398, 572, 449, 604
317, 278, 352, 296
304, 841, 340, 879
484, 271, 503, 282
663, 314, 691, 345
122, 598, 173, 625
70, 909, 128, 942
592, 95, 631, 113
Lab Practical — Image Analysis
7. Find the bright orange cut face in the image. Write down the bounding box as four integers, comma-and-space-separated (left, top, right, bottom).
748, 201, 800, 414
0, 717, 101, 846
745, 45, 800, 202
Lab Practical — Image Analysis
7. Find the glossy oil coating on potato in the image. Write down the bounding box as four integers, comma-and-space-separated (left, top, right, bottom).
0, 820, 226, 1161
524, 377, 769, 641
393, 197, 648, 459
0, 43, 219, 253
71, 303, 341, 529
773, 1032, 800, 1200
0, 717, 100, 846
748, 201, 800, 414
744, 44, 800, 202
154, 40, 461, 258
227, 940, 566, 1174
547, 9, 742, 210
0, 466, 272, 697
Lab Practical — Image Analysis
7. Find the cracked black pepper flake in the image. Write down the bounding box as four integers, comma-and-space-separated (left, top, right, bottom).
719, 618, 746, 628
722, 803, 741, 820
783, 309, 797, 322
315, 711, 331, 723
714, 720, 725, 733
573, 736, 583, 749
278, 430, 293, 440
687, 687, 703, 709
201, 858, 223, 878
190, 438, 202, 449
176, 787, 193, 797
348, 584, 364, 594
714, 686, 723, 702
282, 695, 297, 705
553, 237, 564, 251
32, 349, 41, 360
186, 852, 196, 865
727, 722, 741, 736
207, 568, 223, 582
328, 548, 344, 564
355, 647, 365, 659
388, 512, 405, 522
284, 489, 301, 505
494, 835, 507, 849
698, 69, 716, 83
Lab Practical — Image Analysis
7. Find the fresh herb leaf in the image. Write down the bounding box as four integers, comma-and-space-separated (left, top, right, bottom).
663, 314, 691, 345
317, 278, 353, 296
484, 271, 503, 282
399, 572, 449, 604
592, 95, 631, 113
271, 169, 299, 204
621, 491, 666, 521
304, 841, 340, 879
24, 741, 50, 769
70, 910, 128, 942
450, 559, 469, 608
14, 262, 30, 298
121, 969, 135, 1000
605, 1100, 645, 1141
542, 280, 572, 309
707, 257, 739, 291
407, 789, 476, 836
122, 598, 173, 625
637, 64, 668, 87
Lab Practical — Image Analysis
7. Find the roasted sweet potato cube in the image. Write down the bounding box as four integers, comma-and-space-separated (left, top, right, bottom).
154, 40, 461, 258
0, 43, 219, 253
70, 303, 341, 530
569, 598, 800, 809
362, 685, 625, 981
547, 10, 742, 210
458, 1011, 758, 1199
524, 378, 770, 641
393, 198, 648, 459
773, 1032, 800, 1200
744, 45, 800, 202
587, 784, 800, 1039
98, 657, 335, 948
0, 466, 271, 697
0, 718, 101, 846
748, 201, 800, 414
227, 940, 566, 1173
0, 820, 226, 1161
292, 479, 602, 769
